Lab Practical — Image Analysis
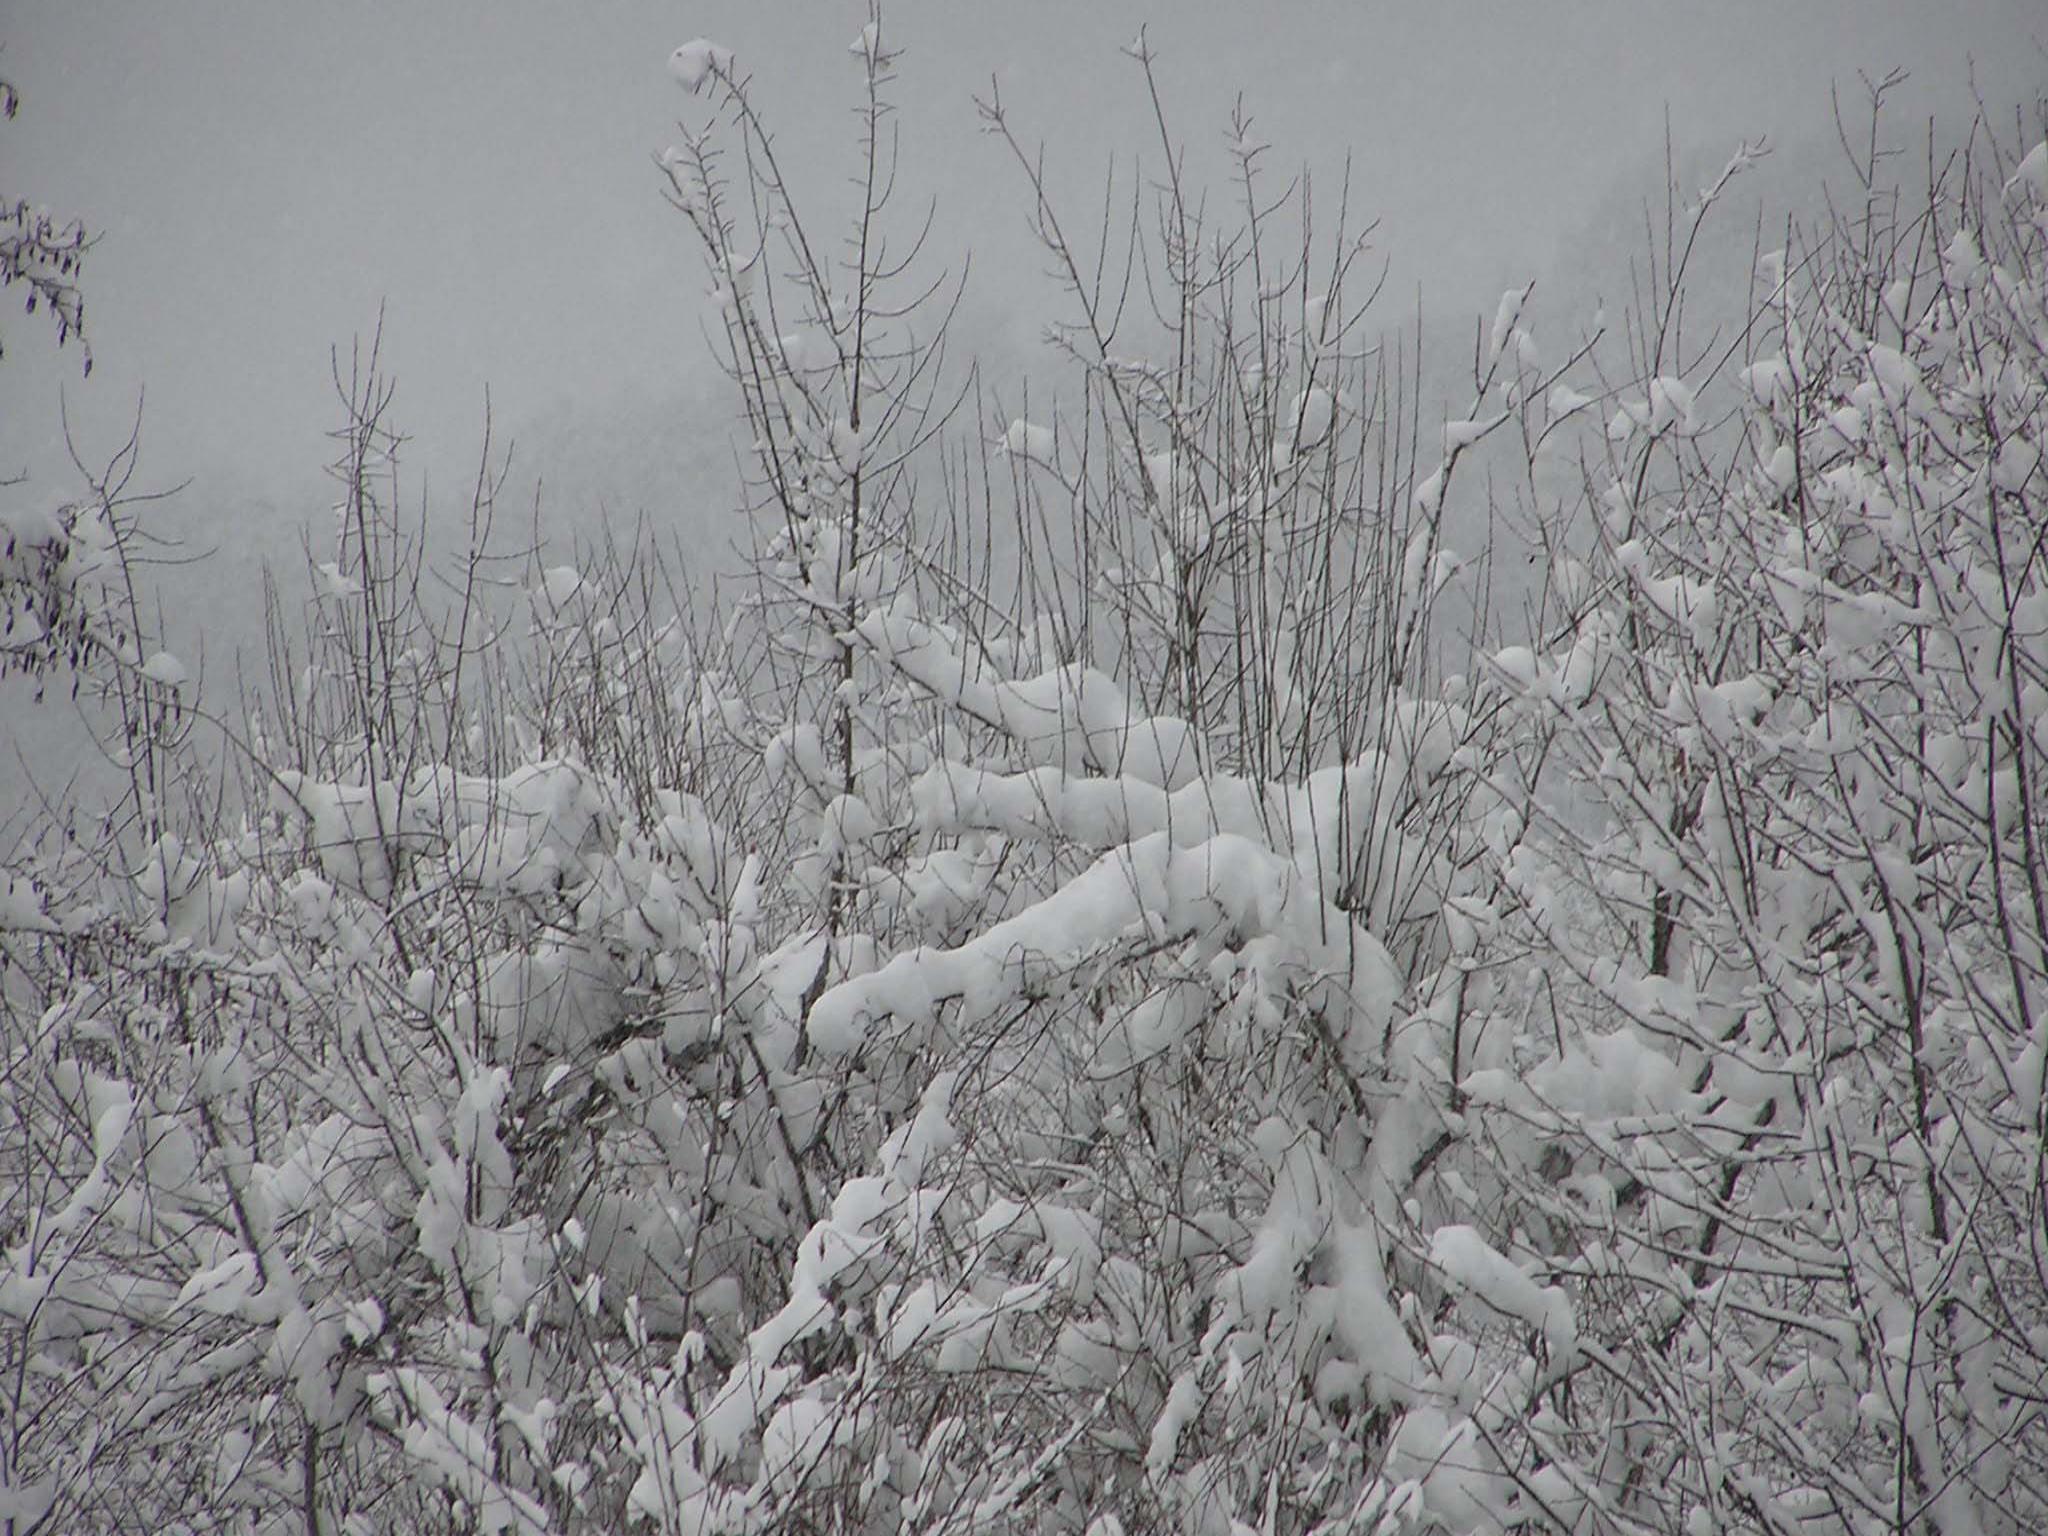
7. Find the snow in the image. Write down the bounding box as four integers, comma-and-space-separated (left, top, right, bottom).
2005, 140, 2048, 202
1867, 344, 1927, 412
1291, 385, 1336, 449
1647, 375, 1700, 434
1607, 400, 1650, 442
0, 603, 45, 651
175, 1251, 260, 1318
1092, 981, 1208, 1074
1443, 412, 1507, 452
1146, 1370, 1201, 1479
1943, 228, 1985, 291
0, 1480, 56, 1529
856, 600, 1206, 790
760, 1395, 840, 1495
1741, 357, 1794, 407
1384, 1406, 1501, 1531
770, 329, 837, 376
1429, 1224, 1575, 1360
0, 501, 67, 554
1407, 465, 1443, 516
5, 39, 2043, 1536
1487, 283, 1533, 367
847, 21, 893, 66
371, 1370, 551, 1535
0, 869, 58, 933
1328, 1216, 1420, 1403
1992, 436, 2040, 493
536, 564, 586, 614
668, 39, 735, 94
1487, 644, 1542, 695
811, 824, 1400, 1059
271, 757, 608, 903
345, 1296, 385, 1344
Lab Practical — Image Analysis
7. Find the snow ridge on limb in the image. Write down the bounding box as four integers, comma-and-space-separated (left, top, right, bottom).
808, 828, 1401, 1062
853, 595, 1205, 790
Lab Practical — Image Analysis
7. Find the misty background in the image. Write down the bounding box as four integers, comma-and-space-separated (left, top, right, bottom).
3, 0, 2043, 811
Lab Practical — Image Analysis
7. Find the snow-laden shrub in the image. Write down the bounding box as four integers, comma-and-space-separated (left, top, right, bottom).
5, 26, 2044, 1536
607, 27, 1500, 1533
1417, 96, 2048, 1534
0, 24, 1490, 1531
1, 71, 92, 374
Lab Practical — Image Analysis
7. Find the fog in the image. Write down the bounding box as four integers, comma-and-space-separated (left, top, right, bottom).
3, 1, 2042, 803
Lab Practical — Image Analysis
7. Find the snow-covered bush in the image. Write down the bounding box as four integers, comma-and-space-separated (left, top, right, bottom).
1420, 93, 2048, 1533
4, 24, 2044, 1536
0, 71, 91, 374
614, 26, 1499, 1533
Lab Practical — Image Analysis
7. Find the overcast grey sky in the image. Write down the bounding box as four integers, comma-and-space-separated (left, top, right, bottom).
0, 0, 2042, 794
